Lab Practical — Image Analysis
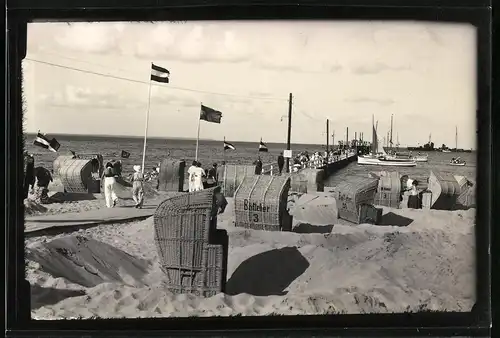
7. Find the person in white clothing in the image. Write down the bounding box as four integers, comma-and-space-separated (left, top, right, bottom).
187, 160, 198, 192
192, 162, 206, 191
102, 162, 118, 208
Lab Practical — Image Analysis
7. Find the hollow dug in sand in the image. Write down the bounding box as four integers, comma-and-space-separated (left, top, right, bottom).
26, 196, 476, 319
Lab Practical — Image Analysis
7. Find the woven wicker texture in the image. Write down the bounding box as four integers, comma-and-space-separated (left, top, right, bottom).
428, 171, 460, 210
53, 156, 73, 175
287, 173, 308, 193
158, 159, 186, 192
54, 154, 103, 178
58, 159, 96, 193
301, 168, 325, 192
374, 171, 402, 208
153, 187, 228, 297
234, 175, 291, 232
335, 176, 379, 224
358, 204, 383, 224
221, 165, 256, 197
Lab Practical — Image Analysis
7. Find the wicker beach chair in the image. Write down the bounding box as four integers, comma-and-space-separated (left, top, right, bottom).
234, 175, 292, 232
335, 176, 379, 224
153, 187, 228, 297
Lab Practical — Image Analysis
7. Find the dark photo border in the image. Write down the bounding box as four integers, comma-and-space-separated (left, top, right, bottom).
6, 0, 493, 336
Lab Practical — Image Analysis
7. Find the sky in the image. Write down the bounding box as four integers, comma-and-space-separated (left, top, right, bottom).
23, 21, 477, 148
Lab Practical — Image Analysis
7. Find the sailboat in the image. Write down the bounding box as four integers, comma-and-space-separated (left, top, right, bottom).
383, 115, 428, 163
358, 116, 417, 167
448, 126, 466, 166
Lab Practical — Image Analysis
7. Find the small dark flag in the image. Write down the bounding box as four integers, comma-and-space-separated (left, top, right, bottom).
200, 105, 222, 124
33, 132, 60, 152
224, 141, 236, 151
259, 140, 268, 152
150, 63, 170, 83
121, 150, 131, 159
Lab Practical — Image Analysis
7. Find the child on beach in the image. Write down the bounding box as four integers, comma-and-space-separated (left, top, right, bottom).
131, 165, 144, 208
102, 162, 118, 208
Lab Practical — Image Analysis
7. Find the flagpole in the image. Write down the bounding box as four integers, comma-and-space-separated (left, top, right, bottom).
223, 136, 226, 163
195, 103, 202, 161
141, 63, 153, 176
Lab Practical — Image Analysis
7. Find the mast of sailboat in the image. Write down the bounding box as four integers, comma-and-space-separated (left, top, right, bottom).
455, 125, 458, 151
390, 114, 393, 151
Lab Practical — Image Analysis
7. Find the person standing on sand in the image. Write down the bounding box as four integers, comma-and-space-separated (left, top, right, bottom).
131, 165, 144, 208
33, 166, 53, 204
407, 180, 421, 209
192, 161, 206, 191
102, 162, 118, 208
255, 157, 263, 175
24, 152, 36, 199
187, 160, 197, 192
207, 163, 218, 187
277, 152, 285, 175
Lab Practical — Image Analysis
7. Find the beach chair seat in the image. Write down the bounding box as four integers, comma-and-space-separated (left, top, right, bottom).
153, 187, 228, 297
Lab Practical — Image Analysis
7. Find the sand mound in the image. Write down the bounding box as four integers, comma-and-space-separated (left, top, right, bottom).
28, 199, 476, 318
24, 199, 48, 215
26, 235, 152, 288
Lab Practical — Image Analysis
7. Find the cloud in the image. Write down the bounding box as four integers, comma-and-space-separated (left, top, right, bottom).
39, 85, 141, 110
351, 62, 411, 75
151, 90, 200, 108
134, 24, 252, 63
345, 97, 395, 106
54, 23, 125, 54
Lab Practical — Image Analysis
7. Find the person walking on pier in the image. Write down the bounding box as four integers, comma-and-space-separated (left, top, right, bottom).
277, 152, 285, 175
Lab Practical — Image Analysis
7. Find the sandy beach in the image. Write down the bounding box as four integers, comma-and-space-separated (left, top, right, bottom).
25, 191, 475, 319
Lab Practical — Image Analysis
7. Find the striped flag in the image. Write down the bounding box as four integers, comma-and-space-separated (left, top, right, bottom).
150, 63, 170, 83
200, 105, 222, 124
33, 132, 60, 152
224, 140, 236, 151
258, 140, 268, 152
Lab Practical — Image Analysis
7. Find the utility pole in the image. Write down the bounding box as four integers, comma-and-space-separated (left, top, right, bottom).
326, 119, 329, 152
286, 93, 293, 173
346, 127, 349, 150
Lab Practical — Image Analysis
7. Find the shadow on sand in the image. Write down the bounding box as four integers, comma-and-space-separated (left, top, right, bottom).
30, 285, 86, 310
225, 246, 309, 297
379, 212, 414, 227
50, 192, 98, 202
293, 223, 334, 234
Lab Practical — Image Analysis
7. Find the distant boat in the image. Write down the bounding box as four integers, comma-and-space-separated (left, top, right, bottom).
358, 116, 416, 167
358, 155, 417, 167
449, 161, 466, 166
442, 149, 452, 153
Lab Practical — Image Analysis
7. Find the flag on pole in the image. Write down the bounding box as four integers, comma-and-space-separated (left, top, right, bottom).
259, 140, 268, 152
121, 150, 131, 158
224, 140, 236, 151
33, 132, 60, 152
200, 105, 222, 124
150, 63, 170, 83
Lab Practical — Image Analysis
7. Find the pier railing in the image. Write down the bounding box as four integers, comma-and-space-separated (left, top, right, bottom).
261, 152, 357, 175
